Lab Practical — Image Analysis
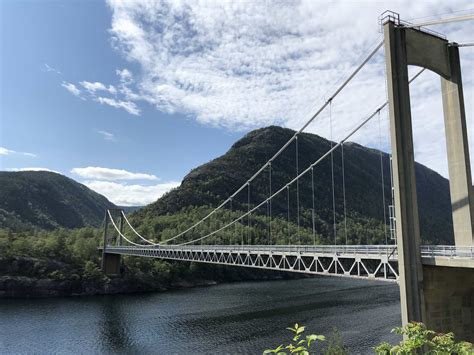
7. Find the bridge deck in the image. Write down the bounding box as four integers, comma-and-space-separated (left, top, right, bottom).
103, 245, 474, 282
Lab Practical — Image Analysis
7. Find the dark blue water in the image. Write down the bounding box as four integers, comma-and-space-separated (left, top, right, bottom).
0, 277, 401, 354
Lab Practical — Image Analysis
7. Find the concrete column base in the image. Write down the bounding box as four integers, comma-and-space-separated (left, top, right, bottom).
102, 253, 121, 275
423, 265, 474, 342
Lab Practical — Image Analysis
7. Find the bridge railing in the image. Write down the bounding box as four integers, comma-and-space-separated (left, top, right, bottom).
105, 244, 474, 259
158, 244, 397, 256
113, 244, 395, 255
420, 245, 474, 259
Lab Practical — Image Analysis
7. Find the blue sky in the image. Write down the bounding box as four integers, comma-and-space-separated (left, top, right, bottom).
0, 0, 242, 205
1, 1, 472, 206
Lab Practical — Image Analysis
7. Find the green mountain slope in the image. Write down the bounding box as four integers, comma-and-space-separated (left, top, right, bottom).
0, 171, 116, 230
136, 126, 454, 244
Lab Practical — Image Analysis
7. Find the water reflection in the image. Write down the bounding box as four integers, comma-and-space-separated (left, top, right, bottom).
98, 297, 135, 353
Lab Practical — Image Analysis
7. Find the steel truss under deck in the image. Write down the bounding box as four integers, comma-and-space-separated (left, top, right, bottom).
105, 245, 400, 281
103, 245, 474, 282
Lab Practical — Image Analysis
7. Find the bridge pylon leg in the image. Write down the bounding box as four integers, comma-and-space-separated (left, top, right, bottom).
441, 45, 474, 246
384, 19, 425, 327
101, 209, 122, 275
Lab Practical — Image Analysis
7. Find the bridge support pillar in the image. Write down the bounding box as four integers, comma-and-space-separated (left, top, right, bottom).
423, 265, 474, 342
441, 45, 474, 246
102, 253, 122, 275
384, 20, 425, 327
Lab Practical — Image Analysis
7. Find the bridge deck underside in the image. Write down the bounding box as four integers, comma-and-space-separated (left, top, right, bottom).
105, 246, 400, 282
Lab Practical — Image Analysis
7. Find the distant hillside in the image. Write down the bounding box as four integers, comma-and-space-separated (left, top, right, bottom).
120, 206, 143, 214
0, 171, 116, 230
136, 126, 454, 244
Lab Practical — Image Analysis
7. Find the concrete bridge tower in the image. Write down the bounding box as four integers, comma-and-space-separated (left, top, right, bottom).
383, 13, 473, 340
101, 209, 123, 275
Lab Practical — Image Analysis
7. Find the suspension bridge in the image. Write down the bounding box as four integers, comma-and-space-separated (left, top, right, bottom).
100, 13, 474, 341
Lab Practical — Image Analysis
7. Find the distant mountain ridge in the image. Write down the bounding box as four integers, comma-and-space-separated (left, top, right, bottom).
0, 171, 116, 230
120, 206, 143, 214
136, 126, 454, 244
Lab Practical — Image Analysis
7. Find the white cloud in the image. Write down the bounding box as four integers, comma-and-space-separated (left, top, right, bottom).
102, 0, 473, 177
84, 180, 180, 206
63, 78, 138, 115
0, 147, 15, 155
0, 146, 36, 157
43, 63, 61, 75
95, 96, 140, 115
80, 81, 117, 95
71, 166, 158, 181
61, 81, 82, 98
97, 130, 116, 142
8, 167, 60, 174
116, 68, 133, 84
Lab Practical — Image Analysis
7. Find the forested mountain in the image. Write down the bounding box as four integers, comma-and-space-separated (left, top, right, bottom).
0, 171, 115, 230
0, 126, 455, 242
136, 126, 454, 245
0, 126, 457, 298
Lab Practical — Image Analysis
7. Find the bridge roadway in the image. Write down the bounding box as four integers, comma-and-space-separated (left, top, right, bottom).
103, 244, 474, 282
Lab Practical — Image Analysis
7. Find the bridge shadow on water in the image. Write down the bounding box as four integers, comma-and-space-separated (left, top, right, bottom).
97, 297, 144, 354
163, 280, 401, 348
145, 279, 397, 352
176, 283, 396, 326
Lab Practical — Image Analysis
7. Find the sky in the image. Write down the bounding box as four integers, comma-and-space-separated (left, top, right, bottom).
1, 0, 473, 206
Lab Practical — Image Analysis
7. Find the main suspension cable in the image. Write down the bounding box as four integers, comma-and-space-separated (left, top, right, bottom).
174, 68, 426, 246
407, 13, 474, 27
121, 211, 156, 245
107, 210, 144, 247
144, 39, 384, 246
176, 113, 380, 245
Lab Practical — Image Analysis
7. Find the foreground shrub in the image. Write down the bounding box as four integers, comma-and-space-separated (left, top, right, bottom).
322, 328, 348, 355
264, 322, 473, 354
264, 323, 325, 354
374, 322, 473, 354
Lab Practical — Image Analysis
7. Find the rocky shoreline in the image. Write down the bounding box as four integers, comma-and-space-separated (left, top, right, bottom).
0, 274, 220, 298
0, 256, 290, 298
0, 256, 220, 298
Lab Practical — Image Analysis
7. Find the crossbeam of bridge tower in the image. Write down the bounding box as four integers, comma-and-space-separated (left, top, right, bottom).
383, 13, 473, 340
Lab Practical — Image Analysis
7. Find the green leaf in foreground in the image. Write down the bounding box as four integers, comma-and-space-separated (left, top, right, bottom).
263, 323, 325, 354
